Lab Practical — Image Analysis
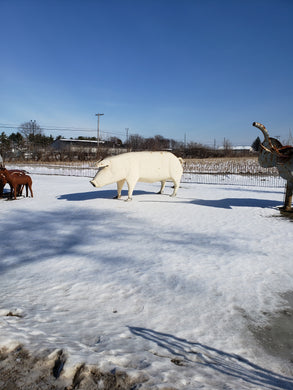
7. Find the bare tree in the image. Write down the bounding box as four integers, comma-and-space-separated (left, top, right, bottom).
18, 121, 43, 158
19, 120, 43, 139
107, 136, 122, 146
127, 134, 145, 150
221, 137, 234, 156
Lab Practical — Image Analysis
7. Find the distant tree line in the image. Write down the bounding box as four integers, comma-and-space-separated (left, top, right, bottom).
0, 121, 54, 161
0, 121, 254, 162
126, 133, 252, 158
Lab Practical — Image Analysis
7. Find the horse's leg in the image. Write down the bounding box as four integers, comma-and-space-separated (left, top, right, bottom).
8, 184, 13, 199
29, 183, 33, 197
17, 184, 23, 196
13, 185, 17, 199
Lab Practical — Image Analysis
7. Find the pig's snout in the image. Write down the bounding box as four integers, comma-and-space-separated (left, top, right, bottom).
90, 180, 97, 187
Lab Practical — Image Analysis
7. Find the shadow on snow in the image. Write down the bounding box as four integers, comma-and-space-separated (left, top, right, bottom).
190, 198, 281, 209
129, 327, 293, 390
0, 204, 261, 275
140, 197, 281, 209
0, 208, 124, 273
57, 189, 153, 201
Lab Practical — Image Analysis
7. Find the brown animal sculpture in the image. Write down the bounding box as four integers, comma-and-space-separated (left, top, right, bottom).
253, 122, 293, 211
0, 169, 27, 197
0, 168, 33, 200
0, 170, 7, 197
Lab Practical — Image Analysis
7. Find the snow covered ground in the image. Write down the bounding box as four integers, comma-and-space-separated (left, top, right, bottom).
0, 173, 293, 389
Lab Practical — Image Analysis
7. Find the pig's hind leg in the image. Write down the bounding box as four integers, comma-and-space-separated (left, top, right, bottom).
170, 178, 180, 197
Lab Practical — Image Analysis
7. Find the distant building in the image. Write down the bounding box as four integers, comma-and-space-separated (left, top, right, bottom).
51, 138, 125, 157
52, 138, 102, 153
217, 145, 253, 154
232, 146, 253, 152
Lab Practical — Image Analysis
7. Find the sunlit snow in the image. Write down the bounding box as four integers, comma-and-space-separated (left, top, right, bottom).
0, 174, 292, 389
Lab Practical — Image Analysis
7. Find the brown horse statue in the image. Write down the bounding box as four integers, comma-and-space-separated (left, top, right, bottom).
0, 168, 33, 200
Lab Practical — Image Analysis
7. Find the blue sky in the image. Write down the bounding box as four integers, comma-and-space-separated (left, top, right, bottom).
0, 0, 292, 146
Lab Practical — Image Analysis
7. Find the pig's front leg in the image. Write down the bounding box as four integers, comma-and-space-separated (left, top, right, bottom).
114, 179, 126, 199
125, 178, 137, 201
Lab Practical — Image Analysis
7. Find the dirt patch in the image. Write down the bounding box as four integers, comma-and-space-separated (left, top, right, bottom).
249, 292, 293, 365
0, 345, 145, 390
279, 209, 293, 221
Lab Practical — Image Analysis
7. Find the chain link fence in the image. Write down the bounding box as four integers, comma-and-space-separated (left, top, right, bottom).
6, 160, 286, 188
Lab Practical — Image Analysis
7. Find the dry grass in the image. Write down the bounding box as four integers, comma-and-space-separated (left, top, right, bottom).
8, 156, 279, 177
184, 156, 278, 175
0, 345, 145, 390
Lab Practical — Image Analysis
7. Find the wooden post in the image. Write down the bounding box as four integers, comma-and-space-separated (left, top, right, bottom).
283, 182, 293, 211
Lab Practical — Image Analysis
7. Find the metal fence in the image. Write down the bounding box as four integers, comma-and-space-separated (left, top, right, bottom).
183, 172, 285, 188
6, 162, 286, 188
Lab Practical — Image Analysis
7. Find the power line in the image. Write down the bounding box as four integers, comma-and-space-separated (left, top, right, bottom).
0, 122, 125, 137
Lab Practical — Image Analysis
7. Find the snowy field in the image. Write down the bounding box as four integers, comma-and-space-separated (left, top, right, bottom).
0, 174, 293, 389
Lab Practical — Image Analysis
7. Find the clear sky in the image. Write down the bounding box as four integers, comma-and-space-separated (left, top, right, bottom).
0, 0, 292, 146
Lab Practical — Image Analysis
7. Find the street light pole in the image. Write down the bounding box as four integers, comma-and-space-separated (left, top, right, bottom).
95, 113, 104, 158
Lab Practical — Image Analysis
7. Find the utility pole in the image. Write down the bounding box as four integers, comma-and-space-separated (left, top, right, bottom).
30, 119, 36, 157
95, 113, 104, 158
125, 128, 129, 151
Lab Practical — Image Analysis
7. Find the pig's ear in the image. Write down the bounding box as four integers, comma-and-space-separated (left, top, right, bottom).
96, 159, 111, 168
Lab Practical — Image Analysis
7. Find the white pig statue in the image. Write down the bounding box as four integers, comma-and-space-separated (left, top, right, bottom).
90, 151, 183, 200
